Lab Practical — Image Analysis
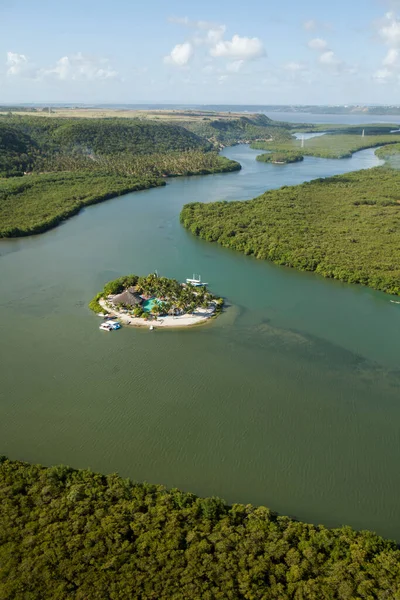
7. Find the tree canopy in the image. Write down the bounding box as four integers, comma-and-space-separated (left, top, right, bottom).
1, 457, 399, 600
181, 166, 400, 296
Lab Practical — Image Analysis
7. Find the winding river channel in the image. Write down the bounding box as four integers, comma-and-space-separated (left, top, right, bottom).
1, 144, 400, 540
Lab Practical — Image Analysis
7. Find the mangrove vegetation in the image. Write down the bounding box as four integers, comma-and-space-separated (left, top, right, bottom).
251, 132, 400, 160
0, 457, 399, 599
257, 151, 304, 164
0, 116, 240, 236
181, 166, 400, 296
0, 172, 162, 238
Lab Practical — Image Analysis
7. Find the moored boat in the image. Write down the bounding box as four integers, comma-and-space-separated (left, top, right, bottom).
186, 274, 208, 287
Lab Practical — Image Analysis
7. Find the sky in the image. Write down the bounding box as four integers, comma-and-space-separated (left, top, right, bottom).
1, 0, 400, 105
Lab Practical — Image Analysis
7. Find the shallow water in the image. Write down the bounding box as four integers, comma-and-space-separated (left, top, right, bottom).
1, 144, 400, 540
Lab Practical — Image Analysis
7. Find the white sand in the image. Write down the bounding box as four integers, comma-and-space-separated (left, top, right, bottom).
99, 298, 216, 328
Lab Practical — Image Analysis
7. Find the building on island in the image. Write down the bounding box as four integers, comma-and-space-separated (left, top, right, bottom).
112, 287, 143, 307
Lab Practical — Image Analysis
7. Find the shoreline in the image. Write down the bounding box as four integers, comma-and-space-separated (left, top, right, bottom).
99, 298, 216, 329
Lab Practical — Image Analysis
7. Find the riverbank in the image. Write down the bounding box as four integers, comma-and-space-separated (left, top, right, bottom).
2, 456, 400, 599
181, 165, 400, 296
3, 144, 400, 542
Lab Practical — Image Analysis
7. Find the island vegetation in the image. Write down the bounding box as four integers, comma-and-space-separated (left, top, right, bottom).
89, 273, 223, 328
257, 151, 304, 164
181, 166, 400, 296
1, 456, 400, 599
252, 131, 400, 160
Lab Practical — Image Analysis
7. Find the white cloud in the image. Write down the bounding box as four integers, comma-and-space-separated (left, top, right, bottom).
226, 59, 244, 72
378, 12, 400, 46
284, 61, 306, 71
205, 26, 226, 45
374, 12, 400, 82
168, 16, 191, 26
383, 47, 399, 65
210, 34, 265, 60
308, 38, 328, 51
319, 50, 342, 67
303, 20, 316, 31
41, 53, 117, 80
373, 67, 393, 82
164, 42, 193, 67
6, 52, 34, 77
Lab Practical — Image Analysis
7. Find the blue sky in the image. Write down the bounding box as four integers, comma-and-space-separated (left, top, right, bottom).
1, 0, 400, 104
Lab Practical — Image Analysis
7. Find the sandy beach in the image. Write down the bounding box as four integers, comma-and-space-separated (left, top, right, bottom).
99, 298, 216, 328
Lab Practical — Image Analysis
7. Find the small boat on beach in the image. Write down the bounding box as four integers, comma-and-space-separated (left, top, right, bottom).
186, 274, 208, 287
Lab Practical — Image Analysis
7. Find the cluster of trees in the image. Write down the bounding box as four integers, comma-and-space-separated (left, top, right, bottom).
0, 115, 241, 236
181, 166, 400, 296
1, 457, 399, 599
177, 114, 292, 146
89, 273, 223, 317
252, 132, 400, 160
0, 123, 37, 176
49, 118, 211, 155
0, 172, 162, 238
257, 151, 304, 164
375, 143, 400, 169
0, 115, 210, 156
32, 150, 240, 178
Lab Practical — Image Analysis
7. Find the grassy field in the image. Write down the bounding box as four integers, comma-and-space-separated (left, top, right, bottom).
0, 172, 162, 237
0, 108, 271, 121
181, 166, 400, 296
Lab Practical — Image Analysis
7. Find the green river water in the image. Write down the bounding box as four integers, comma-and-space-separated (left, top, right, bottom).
1, 145, 400, 540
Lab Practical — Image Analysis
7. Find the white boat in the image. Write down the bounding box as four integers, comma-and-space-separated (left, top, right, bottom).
99, 323, 113, 332
149, 325, 154, 331
186, 274, 208, 287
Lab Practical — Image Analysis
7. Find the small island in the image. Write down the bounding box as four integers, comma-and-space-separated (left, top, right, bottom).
256, 151, 304, 164
89, 273, 224, 329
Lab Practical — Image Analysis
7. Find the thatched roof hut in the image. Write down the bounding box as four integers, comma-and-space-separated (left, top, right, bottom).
113, 287, 143, 307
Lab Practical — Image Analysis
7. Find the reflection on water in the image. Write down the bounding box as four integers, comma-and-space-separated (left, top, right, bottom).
0, 144, 399, 540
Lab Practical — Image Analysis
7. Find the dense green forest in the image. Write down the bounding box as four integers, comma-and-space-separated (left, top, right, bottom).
32, 149, 240, 177
257, 151, 304, 164
176, 114, 292, 145
0, 116, 212, 176
181, 167, 400, 295
49, 118, 211, 155
0, 116, 240, 235
252, 132, 400, 160
1, 457, 399, 600
0, 172, 162, 237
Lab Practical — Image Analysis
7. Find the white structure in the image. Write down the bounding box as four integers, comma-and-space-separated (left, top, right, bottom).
186, 274, 208, 287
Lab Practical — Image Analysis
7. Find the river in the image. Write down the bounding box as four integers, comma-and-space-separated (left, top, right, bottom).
1, 144, 400, 541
